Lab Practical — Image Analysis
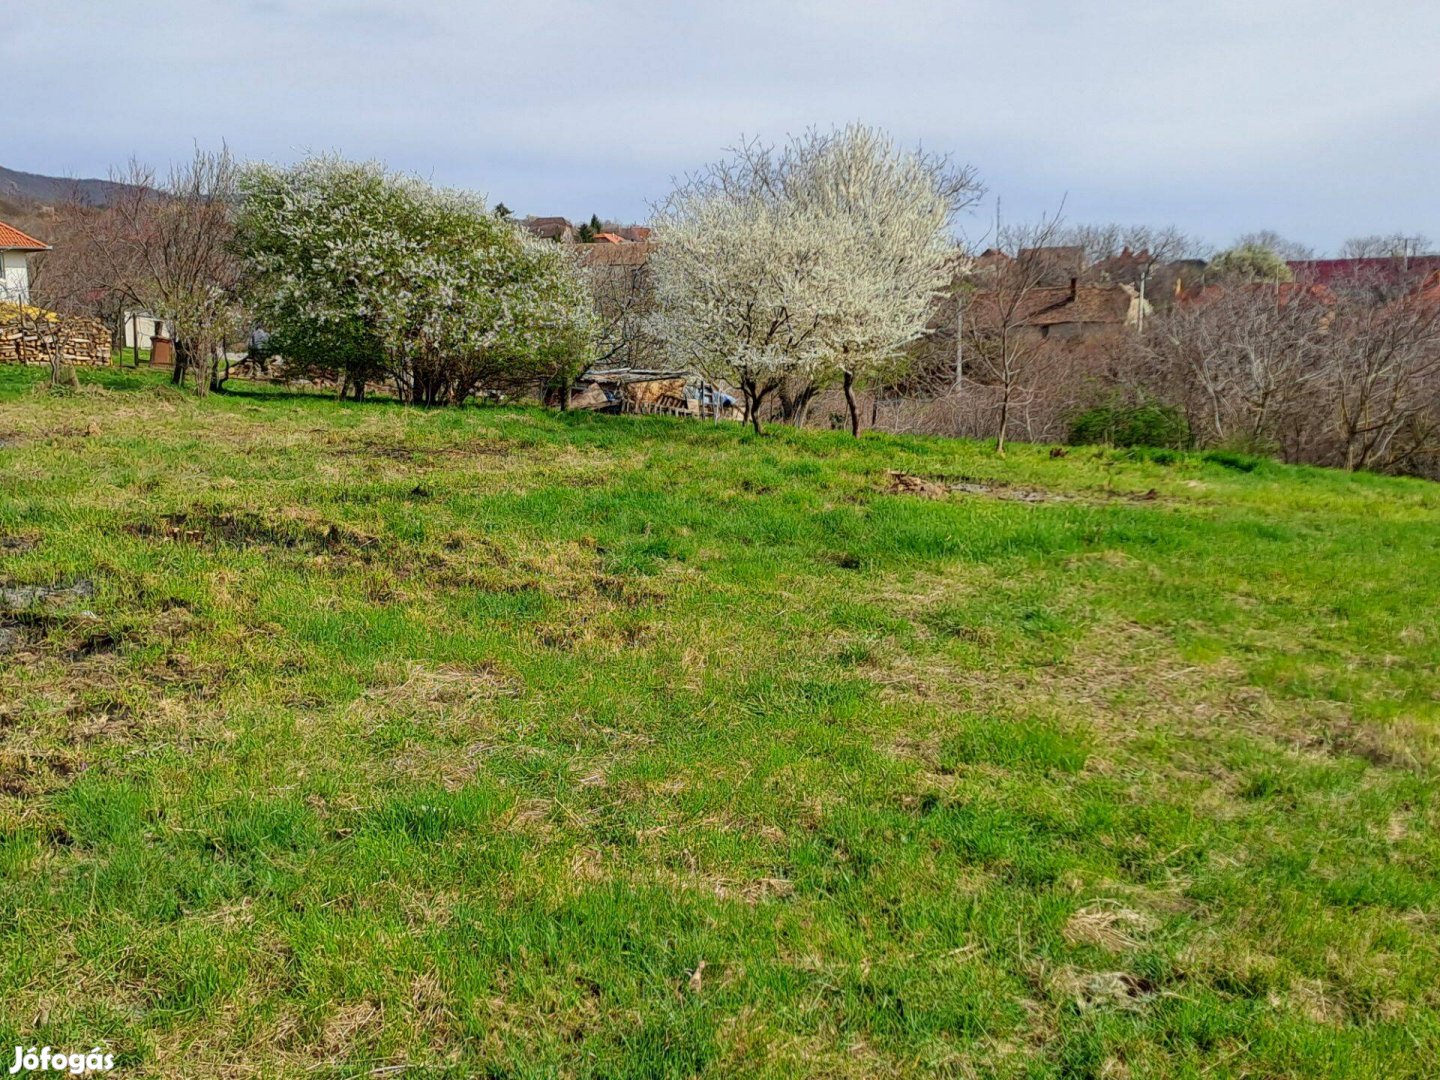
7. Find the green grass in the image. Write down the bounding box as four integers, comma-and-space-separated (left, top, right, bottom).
113, 347, 154, 366
1, 364, 1438, 1077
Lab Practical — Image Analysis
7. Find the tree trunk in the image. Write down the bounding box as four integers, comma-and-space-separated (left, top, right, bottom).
171, 338, 189, 386
559, 381, 572, 411
209, 347, 227, 394
778, 382, 816, 425
842, 370, 861, 437
996, 389, 1009, 456
742, 379, 764, 435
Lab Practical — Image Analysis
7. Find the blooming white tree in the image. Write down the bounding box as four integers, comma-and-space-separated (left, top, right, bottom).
237, 157, 595, 404
649, 126, 979, 434
648, 177, 831, 433
789, 126, 979, 434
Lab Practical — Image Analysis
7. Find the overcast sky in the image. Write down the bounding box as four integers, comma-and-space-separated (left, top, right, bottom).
7, 1, 1437, 253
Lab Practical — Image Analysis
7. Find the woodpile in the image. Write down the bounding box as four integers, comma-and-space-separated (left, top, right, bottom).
0, 308, 111, 367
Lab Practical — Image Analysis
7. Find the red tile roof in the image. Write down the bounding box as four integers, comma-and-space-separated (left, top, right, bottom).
522, 216, 574, 241
0, 221, 50, 251
592, 232, 626, 244
1289, 257, 1440, 286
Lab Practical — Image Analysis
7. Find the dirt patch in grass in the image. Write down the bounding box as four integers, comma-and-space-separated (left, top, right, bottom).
886, 471, 951, 498
0, 747, 86, 797
126, 508, 378, 556
885, 471, 1161, 505
1298, 716, 1437, 772
0, 578, 113, 663
0, 531, 40, 554
0, 577, 95, 610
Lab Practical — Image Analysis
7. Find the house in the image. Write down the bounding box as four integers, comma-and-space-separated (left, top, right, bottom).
970, 248, 1012, 278
521, 216, 576, 243
574, 240, 655, 273
1093, 246, 1151, 284
0, 220, 50, 303
1017, 245, 1086, 285
1409, 269, 1440, 306
1289, 256, 1440, 289
967, 278, 1145, 340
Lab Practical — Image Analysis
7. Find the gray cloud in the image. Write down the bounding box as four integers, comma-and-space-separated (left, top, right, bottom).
6, 0, 1436, 252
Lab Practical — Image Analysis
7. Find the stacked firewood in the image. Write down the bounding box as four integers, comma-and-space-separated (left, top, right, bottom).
0, 310, 111, 366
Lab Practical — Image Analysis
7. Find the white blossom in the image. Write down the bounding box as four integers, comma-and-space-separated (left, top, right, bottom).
238, 157, 595, 404
649, 126, 979, 433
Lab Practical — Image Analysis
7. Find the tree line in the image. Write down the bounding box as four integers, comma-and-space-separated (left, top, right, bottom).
16, 130, 1440, 478
28, 150, 596, 403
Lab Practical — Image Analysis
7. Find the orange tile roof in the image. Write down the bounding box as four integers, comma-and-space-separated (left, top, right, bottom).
574, 241, 655, 269
0, 221, 50, 251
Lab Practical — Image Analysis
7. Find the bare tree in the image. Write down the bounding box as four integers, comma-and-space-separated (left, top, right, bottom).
1338, 233, 1434, 263
73, 148, 243, 394
1145, 284, 1331, 456
961, 213, 1071, 454
579, 243, 661, 385
1234, 230, 1315, 262
1326, 293, 1440, 472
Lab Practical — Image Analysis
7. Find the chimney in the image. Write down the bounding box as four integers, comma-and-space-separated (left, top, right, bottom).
1069, 276, 1079, 301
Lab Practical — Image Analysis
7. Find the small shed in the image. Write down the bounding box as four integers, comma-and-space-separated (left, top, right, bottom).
122, 310, 172, 351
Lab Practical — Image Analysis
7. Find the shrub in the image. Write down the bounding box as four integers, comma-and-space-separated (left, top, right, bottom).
1069, 398, 1191, 450
1202, 449, 1266, 473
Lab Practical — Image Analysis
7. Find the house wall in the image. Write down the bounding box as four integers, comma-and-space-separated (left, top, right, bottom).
0, 252, 29, 303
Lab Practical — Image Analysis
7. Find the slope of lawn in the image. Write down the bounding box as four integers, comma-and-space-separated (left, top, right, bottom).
1, 365, 1438, 1078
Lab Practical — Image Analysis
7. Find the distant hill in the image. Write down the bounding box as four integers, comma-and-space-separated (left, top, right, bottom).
0, 165, 136, 211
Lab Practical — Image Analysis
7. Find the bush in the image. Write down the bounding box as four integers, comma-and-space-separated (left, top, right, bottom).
1069, 399, 1191, 450
1202, 449, 1266, 473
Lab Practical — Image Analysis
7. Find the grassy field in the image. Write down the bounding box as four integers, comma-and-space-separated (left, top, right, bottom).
1, 365, 1437, 1078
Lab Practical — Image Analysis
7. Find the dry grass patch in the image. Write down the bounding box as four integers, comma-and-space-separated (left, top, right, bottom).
1063, 902, 1159, 952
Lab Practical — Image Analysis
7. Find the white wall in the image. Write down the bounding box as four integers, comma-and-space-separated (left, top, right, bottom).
0, 252, 29, 303
123, 311, 170, 349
